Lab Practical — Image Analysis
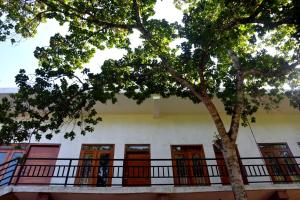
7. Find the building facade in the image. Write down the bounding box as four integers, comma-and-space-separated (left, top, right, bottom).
0, 92, 300, 200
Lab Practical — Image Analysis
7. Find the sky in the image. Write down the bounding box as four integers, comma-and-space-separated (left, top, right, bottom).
0, 0, 182, 88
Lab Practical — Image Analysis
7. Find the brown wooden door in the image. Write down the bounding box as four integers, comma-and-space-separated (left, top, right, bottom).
19, 145, 60, 185
76, 144, 114, 186
123, 145, 151, 186
259, 143, 300, 183
213, 145, 248, 185
171, 145, 210, 186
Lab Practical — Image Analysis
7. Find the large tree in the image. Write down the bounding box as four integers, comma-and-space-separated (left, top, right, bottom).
0, 0, 299, 199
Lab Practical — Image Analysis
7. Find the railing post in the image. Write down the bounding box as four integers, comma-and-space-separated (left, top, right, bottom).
64, 159, 72, 186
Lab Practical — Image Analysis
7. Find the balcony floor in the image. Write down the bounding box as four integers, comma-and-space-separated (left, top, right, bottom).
1, 184, 300, 200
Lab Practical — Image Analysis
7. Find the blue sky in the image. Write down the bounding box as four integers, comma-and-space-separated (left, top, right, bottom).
0, 0, 182, 88
0, 20, 68, 88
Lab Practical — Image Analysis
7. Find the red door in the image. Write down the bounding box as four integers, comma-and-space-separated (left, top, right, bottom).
171, 145, 210, 186
213, 145, 248, 185
123, 145, 151, 186
18, 145, 60, 185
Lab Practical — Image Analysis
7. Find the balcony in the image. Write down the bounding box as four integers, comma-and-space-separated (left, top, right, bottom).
0, 157, 300, 200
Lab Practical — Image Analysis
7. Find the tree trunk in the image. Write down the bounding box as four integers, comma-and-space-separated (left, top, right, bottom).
222, 139, 248, 200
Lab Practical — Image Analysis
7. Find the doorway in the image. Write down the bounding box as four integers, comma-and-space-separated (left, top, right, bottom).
123, 144, 151, 186
76, 144, 114, 186
171, 145, 210, 185
259, 143, 300, 183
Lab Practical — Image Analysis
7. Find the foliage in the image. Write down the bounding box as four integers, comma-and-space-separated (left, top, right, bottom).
0, 0, 299, 143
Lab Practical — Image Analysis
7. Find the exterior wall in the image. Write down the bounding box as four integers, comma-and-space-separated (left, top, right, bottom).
27, 111, 300, 186
1, 92, 299, 187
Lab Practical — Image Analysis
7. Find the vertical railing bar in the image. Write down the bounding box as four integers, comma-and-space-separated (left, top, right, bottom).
64, 159, 72, 186
57, 166, 61, 177
152, 166, 155, 178
46, 165, 51, 177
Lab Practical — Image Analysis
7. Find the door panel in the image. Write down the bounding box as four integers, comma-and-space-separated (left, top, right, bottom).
123, 145, 151, 186
171, 145, 210, 186
19, 145, 60, 185
259, 143, 300, 183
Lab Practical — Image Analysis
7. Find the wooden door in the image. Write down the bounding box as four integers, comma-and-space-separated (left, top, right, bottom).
123, 145, 151, 186
18, 145, 60, 185
213, 145, 248, 185
171, 145, 210, 186
76, 144, 114, 186
259, 143, 300, 183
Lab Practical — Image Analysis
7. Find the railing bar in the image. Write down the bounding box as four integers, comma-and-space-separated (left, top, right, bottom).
152, 166, 155, 178
57, 166, 61, 177
1, 157, 299, 186
46, 165, 51, 177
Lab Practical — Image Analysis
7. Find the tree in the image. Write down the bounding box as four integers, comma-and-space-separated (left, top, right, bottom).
0, 0, 299, 199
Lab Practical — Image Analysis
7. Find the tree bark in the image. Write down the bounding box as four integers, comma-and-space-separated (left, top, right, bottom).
202, 98, 248, 200
221, 138, 248, 200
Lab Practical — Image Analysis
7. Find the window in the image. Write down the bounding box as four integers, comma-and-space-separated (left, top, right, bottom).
76, 144, 114, 186
171, 145, 210, 186
259, 143, 300, 183
213, 144, 248, 185
123, 144, 151, 186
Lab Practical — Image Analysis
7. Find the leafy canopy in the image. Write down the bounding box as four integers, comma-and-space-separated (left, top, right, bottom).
0, 0, 299, 143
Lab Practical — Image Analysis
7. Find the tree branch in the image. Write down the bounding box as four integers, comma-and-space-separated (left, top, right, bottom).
132, 0, 151, 38
221, 0, 269, 31
227, 50, 244, 142
244, 60, 300, 77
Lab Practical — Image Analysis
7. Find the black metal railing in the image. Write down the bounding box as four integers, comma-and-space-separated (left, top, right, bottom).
0, 157, 299, 187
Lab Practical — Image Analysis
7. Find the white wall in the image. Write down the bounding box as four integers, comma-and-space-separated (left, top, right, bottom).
31, 112, 300, 186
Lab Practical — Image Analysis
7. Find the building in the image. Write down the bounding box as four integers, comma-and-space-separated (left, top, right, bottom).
0, 89, 300, 200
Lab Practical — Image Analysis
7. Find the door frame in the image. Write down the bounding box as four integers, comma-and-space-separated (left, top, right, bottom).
259, 143, 300, 183
75, 144, 115, 186
171, 144, 210, 186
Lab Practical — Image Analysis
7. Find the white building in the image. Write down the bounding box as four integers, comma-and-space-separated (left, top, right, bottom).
0, 89, 300, 200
